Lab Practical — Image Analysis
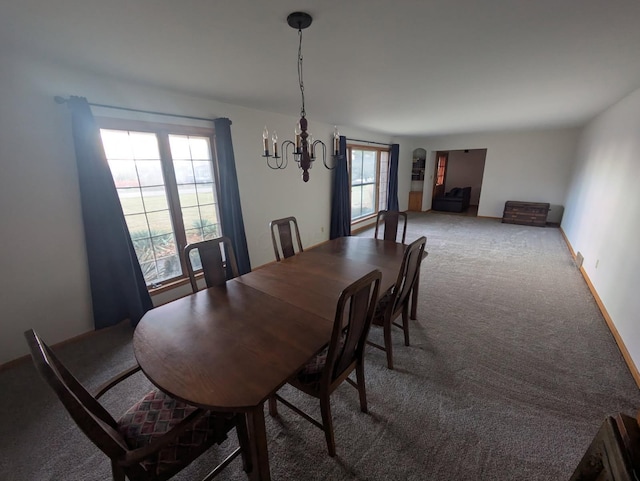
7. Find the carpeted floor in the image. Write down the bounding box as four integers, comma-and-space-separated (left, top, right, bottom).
1, 212, 638, 480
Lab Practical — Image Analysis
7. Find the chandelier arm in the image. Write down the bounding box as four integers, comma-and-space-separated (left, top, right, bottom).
313, 140, 325, 166
275, 149, 287, 169
282, 140, 296, 169
311, 140, 331, 170
280, 140, 289, 169
266, 154, 285, 170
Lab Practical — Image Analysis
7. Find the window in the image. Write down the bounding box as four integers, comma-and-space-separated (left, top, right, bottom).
349, 145, 389, 222
99, 119, 221, 287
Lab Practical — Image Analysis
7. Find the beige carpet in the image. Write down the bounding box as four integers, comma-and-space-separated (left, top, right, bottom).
1, 212, 638, 480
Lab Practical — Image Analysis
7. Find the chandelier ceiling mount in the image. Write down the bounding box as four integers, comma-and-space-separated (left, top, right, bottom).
287, 11, 313, 30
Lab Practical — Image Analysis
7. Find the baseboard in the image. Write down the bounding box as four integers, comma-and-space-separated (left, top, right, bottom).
559, 228, 576, 258
560, 228, 640, 389
0, 320, 130, 373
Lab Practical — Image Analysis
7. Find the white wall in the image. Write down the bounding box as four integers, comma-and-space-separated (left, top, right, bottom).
0, 53, 94, 365
0, 50, 412, 364
562, 87, 640, 372
416, 129, 580, 219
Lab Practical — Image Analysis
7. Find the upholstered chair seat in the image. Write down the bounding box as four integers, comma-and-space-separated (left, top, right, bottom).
117, 389, 233, 477
296, 337, 346, 385
371, 288, 394, 327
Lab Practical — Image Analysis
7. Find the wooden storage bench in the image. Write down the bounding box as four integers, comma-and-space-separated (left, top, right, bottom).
502, 201, 550, 227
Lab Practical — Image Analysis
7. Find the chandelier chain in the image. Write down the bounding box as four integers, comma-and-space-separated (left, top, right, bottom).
297, 28, 306, 118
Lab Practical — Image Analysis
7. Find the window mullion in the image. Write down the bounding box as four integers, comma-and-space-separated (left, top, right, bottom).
157, 132, 188, 275
375, 150, 381, 210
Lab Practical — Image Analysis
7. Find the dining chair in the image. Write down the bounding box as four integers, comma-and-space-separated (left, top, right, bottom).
268, 269, 381, 457
568, 413, 640, 480
269, 216, 303, 261
184, 236, 239, 293
368, 236, 427, 369
374, 210, 408, 244
24, 329, 251, 481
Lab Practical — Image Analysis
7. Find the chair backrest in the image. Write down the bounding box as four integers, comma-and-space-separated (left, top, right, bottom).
184, 236, 239, 292
324, 270, 381, 380
390, 236, 427, 314
270, 216, 303, 261
24, 329, 130, 459
374, 210, 408, 244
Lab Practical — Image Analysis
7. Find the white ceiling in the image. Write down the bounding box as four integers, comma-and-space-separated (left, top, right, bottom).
3, 0, 640, 136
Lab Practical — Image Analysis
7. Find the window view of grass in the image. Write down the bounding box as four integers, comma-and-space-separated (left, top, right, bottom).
101, 129, 221, 285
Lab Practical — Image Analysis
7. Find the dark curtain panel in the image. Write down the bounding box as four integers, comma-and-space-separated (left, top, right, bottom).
68, 96, 152, 329
387, 143, 400, 211
330, 135, 351, 239
212, 118, 251, 275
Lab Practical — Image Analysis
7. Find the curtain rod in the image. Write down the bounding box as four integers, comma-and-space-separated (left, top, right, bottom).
345, 137, 393, 147
54, 96, 215, 123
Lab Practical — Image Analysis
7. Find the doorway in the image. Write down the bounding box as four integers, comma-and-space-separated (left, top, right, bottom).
430, 149, 487, 216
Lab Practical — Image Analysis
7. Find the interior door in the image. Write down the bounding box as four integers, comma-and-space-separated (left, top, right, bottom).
432, 151, 448, 199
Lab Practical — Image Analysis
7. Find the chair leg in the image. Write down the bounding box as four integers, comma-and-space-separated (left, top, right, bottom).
319, 395, 336, 457
355, 361, 368, 413
402, 304, 410, 346
235, 414, 253, 473
268, 395, 278, 417
383, 320, 394, 370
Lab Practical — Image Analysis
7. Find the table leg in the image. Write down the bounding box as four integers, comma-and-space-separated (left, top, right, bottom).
410, 270, 420, 320
246, 404, 271, 481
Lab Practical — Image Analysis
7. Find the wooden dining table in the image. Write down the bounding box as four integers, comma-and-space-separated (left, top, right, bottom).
133, 237, 413, 481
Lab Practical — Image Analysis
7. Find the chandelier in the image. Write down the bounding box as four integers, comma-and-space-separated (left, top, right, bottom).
261, 12, 338, 182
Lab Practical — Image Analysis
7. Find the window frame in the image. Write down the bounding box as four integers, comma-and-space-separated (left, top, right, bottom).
97, 117, 222, 289
435, 152, 448, 186
348, 144, 390, 225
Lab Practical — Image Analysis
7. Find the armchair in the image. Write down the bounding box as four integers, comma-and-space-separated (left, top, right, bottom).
432, 186, 471, 213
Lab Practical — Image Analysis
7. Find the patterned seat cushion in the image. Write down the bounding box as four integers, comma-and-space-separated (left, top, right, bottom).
296, 336, 345, 385
372, 288, 394, 326
117, 389, 227, 477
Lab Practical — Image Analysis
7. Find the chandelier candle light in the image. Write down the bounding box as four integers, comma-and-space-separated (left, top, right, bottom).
262, 12, 339, 182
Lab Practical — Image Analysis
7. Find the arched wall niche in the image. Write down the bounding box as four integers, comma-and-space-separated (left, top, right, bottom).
409, 148, 427, 210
